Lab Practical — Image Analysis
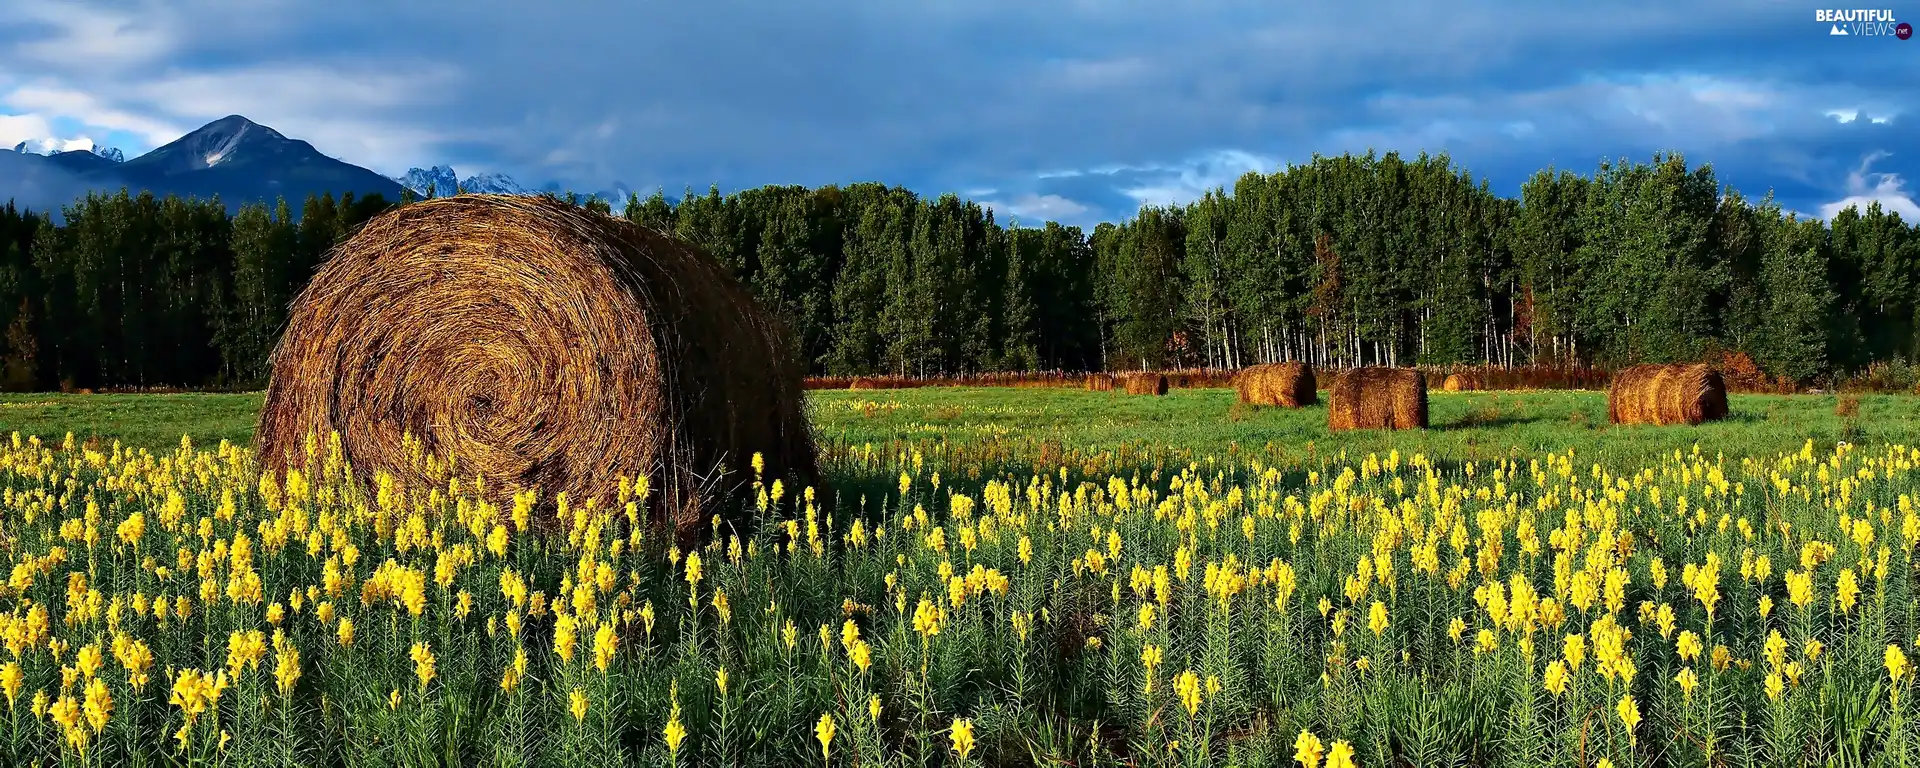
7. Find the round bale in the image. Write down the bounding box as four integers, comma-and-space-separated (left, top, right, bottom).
1124, 372, 1169, 396
1234, 362, 1317, 407
1328, 366, 1428, 430
255, 194, 817, 547
1442, 372, 1479, 392
1608, 363, 1728, 426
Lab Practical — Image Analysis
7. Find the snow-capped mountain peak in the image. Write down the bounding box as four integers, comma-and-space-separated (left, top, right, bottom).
11, 138, 124, 162
459, 172, 528, 195
392, 165, 531, 197
389, 163, 646, 205
393, 166, 459, 197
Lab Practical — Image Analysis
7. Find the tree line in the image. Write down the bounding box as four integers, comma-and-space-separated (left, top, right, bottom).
0, 149, 1914, 391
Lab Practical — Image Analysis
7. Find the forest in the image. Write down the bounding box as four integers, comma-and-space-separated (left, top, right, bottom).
0, 150, 1913, 390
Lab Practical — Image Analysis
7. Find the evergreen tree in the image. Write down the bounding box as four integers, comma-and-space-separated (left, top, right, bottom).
1757, 216, 1837, 382
998, 224, 1040, 372
0, 149, 1913, 387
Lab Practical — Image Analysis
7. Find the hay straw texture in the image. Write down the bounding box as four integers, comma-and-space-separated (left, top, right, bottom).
1123, 373, 1169, 395
1234, 362, 1317, 407
1607, 363, 1729, 426
256, 194, 817, 545
1327, 367, 1428, 430
1442, 373, 1479, 392
1085, 374, 1116, 392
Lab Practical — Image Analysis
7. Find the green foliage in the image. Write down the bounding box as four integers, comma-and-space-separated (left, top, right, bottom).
3, 148, 1919, 388
1758, 217, 1840, 382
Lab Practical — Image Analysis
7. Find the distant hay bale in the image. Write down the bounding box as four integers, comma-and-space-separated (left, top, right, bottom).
1234, 362, 1317, 407
256, 194, 817, 548
849, 377, 880, 391
1442, 373, 1480, 392
1123, 372, 1168, 396
1327, 367, 1427, 430
1607, 363, 1728, 426
1085, 374, 1116, 392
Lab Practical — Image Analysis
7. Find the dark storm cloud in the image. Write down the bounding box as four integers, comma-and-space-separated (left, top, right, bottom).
2, 0, 1915, 226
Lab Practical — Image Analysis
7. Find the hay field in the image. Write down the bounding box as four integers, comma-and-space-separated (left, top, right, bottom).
0, 387, 1918, 766
3, 388, 1906, 460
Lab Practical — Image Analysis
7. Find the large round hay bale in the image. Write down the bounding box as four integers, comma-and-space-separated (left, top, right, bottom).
1234, 362, 1317, 407
1327, 367, 1427, 430
255, 194, 817, 547
1607, 363, 1727, 426
1442, 373, 1479, 392
849, 377, 880, 391
1085, 373, 1116, 392
1123, 372, 1169, 396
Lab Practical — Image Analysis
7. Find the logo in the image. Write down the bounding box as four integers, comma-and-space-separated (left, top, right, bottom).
1817, 8, 1906, 36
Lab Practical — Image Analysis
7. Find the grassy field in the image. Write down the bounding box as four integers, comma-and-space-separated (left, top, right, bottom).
809, 387, 1913, 460
1, 386, 1910, 541
2, 387, 1909, 470
2, 387, 1919, 767
0, 393, 261, 452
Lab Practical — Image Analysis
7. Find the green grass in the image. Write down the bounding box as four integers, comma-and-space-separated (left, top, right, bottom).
0, 388, 1912, 464
812, 388, 1912, 464
3, 389, 1904, 480
0, 391, 261, 450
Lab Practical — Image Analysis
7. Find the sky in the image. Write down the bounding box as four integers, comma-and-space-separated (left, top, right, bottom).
0, 0, 1917, 228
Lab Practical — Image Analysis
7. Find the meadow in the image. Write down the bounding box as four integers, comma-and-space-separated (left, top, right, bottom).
0, 387, 1917, 767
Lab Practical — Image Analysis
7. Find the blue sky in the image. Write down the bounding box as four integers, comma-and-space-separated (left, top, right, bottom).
1, 0, 1916, 228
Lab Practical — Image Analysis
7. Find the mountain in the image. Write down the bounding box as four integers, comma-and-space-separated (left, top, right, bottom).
392, 166, 530, 197
3, 115, 403, 218
0, 150, 99, 214
11, 139, 124, 162
459, 172, 528, 195
394, 165, 459, 198
4, 115, 670, 220
45, 149, 124, 175
112, 115, 404, 205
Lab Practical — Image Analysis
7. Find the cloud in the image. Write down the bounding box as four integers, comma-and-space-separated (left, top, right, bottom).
0, 0, 1913, 229
1818, 152, 1920, 221
0, 112, 59, 148
3, 86, 186, 147
1108, 150, 1279, 209
981, 193, 1090, 223
5, 0, 179, 71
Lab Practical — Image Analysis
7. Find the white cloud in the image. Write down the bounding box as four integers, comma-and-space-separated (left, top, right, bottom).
0, 0, 1907, 217
1827, 109, 1895, 125
1111, 149, 1278, 208
1818, 152, 1920, 220
9, 136, 99, 153
0, 112, 58, 148
0, 61, 465, 172
7, 0, 179, 71
3, 86, 185, 147
1341, 73, 1840, 153
983, 193, 1090, 222
142, 65, 461, 116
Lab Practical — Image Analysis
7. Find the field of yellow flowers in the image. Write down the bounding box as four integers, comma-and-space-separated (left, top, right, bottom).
3, 419, 1920, 766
